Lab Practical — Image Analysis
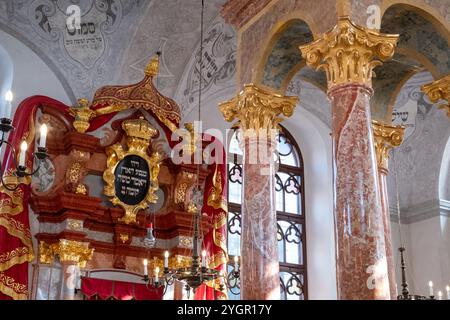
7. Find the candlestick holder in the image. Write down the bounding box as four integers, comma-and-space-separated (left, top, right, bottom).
0, 117, 49, 191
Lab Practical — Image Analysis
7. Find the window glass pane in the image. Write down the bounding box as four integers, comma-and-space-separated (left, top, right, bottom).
227, 211, 241, 257
229, 131, 243, 155
277, 134, 298, 167
280, 272, 304, 300
227, 264, 241, 300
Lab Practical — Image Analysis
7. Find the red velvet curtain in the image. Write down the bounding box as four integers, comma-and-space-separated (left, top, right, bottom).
81, 278, 164, 300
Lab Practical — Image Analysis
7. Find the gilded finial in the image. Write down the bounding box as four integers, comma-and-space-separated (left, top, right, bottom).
145, 52, 160, 77
69, 98, 95, 133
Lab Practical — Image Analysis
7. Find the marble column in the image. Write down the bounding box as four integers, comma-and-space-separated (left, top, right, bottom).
300, 16, 399, 300
372, 121, 405, 299
220, 84, 297, 300
40, 239, 93, 300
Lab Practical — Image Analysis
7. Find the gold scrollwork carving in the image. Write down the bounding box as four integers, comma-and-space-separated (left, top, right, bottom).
372, 120, 405, 173
69, 99, 96, 133
103, 117, 162, 224
299, 16, 399, 89
219, 83, 297, 136
39, 240, 94, 268
421, 75, 450, 117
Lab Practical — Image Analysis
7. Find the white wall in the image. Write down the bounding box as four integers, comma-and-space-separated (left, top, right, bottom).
391, 215, 450, 298
0, 29, 71, 114
284, 106, 336, 300
0, 44, 13, 116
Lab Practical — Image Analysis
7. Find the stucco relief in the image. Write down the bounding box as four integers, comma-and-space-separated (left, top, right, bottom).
0, 0, 148, 101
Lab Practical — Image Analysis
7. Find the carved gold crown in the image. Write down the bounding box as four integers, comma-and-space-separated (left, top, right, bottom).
122, 117, 158, 141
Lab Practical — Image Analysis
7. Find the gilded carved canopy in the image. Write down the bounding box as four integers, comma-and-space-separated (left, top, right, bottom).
91, 56, 181, 132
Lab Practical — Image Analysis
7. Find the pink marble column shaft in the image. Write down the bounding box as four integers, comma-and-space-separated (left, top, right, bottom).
378, 169, 397, 299
330, 84, 390, 300
240, 135, 280, 300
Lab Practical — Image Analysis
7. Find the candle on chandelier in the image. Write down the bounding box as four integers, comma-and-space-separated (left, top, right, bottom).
438, 291, 443, 300
143, 259, 148, 276
4, 91, 13, 119
155, 267, 160, 283
446, 285, 450, 300
202, 250, 207, 268
234, 255, 239, 270
19, 141, 28, 167
39, 124, 48, 149
429, 281, 434, 297
164, 251, 169, 269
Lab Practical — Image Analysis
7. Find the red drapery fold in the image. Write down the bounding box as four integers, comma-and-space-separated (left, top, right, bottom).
81, 277, 164, 300
0, 96, 70, 300
195, 134, 228, 300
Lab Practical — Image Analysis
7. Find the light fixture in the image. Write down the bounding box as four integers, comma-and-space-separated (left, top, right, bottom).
0, 91, 48, 191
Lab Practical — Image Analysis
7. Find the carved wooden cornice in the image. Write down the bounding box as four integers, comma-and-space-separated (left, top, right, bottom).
220, 0, 271, 29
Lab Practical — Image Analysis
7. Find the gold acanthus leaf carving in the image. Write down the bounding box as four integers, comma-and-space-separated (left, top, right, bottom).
219, 84, 297, 136
39, 240, 93, 268
372, 120, 405, 173
421, 75, 450, 117
299, 16, 399, 89
69, 99, 96, 133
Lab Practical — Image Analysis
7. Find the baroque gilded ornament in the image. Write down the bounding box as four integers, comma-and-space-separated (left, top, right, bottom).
69, 99, 96, 133
372, 120, 405, 173
299, 16, 399, 89
219, 84, 298, 135
39, 240, 94, 268
421, 75, 450, 117
103, 117, 162, 224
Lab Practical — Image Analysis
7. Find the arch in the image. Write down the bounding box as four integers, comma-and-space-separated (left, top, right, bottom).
380, 3, 450, 78
0, 22, 75, 103
254, 17, 319, 93
371, 2, 450, 121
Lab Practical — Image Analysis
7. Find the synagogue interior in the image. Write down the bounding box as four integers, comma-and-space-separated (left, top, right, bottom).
1, 0, 450, 301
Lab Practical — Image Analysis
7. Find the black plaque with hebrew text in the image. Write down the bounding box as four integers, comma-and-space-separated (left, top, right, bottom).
114, 155, 149, 206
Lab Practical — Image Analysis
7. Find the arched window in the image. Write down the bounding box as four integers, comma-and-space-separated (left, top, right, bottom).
227, 127, 307, 300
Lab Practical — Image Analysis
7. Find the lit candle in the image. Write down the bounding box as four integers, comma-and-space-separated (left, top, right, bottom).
19, 141, 27, 167
234, 256, 239, 270
438, 291, 443, 300
202, 250, 207, 268
4, 91, 13, 119
155, 267, 160, 283
164, 251, 169, 269
143, 259, 148, 276
429, 281, 434, 297
39, 124, 48, 148
446, 285, 450, 300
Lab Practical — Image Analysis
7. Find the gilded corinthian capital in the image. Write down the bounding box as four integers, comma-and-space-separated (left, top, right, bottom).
299, 16, 399, 89
372, 120, 405, 173
421, 75, 450, 117
219, 84, 298, 135
40, 240, 94, 268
